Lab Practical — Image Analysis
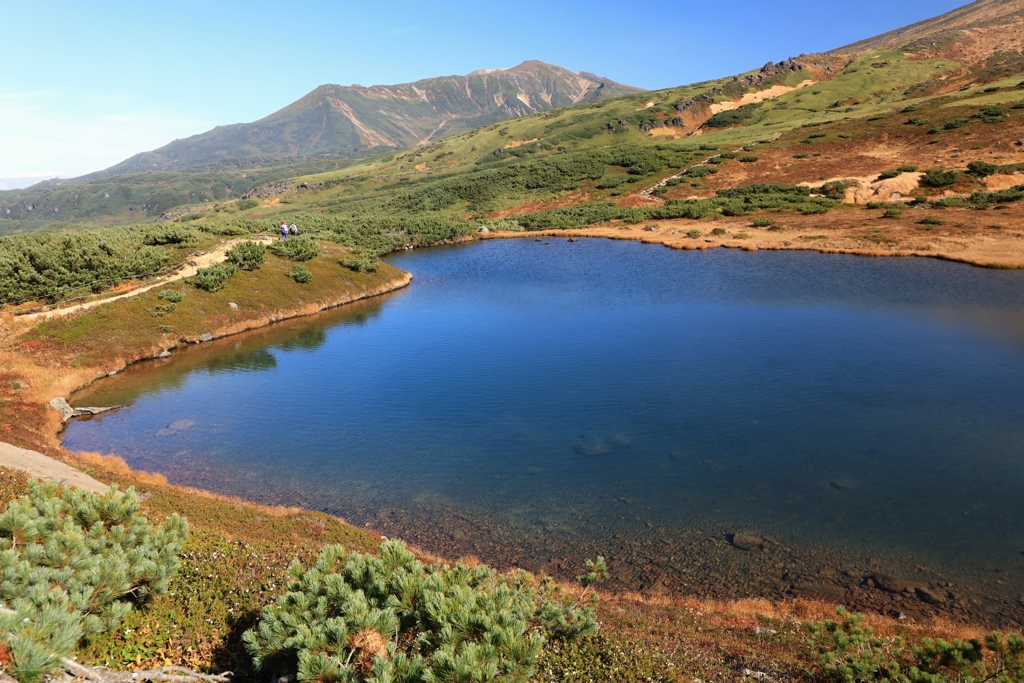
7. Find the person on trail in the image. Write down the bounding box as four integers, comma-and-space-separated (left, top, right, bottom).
280, 221, 288, 240
289, 223, 298, 236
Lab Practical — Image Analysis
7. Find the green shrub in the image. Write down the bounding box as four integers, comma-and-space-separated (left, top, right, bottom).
883, 208, 903, 218
686, 166, 714, 178
268, 235, 321, 261
0, 482, 187, 683
151, 302, 176, 316
906, 117, 929, 125
967, 161, 999, 177
711, 227, 728, 236
226, 240, 266, 270
819, 180, 852, 200
877, 170, 901, 180
976, 106, 1006, 123
143, 225, 195, 246
943, 118, 970, 130
708, 157, 725, 164
242, 541, 596, 683
740, 155, 759, 163
0, 229, 172, 305
686, 229, 701, 238
157, 289, 183, 303
751, 217, 775, 227
705, 104, 760, 128
918, 216, 946, 226
595, 174, 631, 189
809, 608, 1024, 683
719, 152, 739, 159
698, 144, 719, 151
897, 165, 919, 173
808, 133, 828, 139
793, 154, 809, 159
286, 264, 313, 284
192, 262, 237, 292
921, 168, 964, 187
339, 252, 380, 273
236, 199, 260, 211
1014, 102, 1024, 110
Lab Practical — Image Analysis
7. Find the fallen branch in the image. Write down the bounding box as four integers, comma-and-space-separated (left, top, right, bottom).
61, 659, 232, 683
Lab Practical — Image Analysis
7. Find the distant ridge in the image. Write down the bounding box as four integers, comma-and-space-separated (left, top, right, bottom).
92, 61, 644, 178
833, 0, 1024, 53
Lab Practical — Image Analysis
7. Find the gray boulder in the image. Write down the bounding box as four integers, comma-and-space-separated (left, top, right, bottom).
48, 397, 122, 422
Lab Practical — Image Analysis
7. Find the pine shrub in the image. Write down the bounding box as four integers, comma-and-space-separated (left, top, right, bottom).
921, 168, 964, 188
269, 235, 322, 262
192, 263, 237, 292
226, 240, 266, 270
157, 289, 183, 303
339, 253, 381, 273
967, 161, 999, 177
740, 155, 759, 163
287, 264, 313, 284
243, 541, 597, 683
809, 608, 1024, 683
0, 482, 187, 683
751, 217, 775, 227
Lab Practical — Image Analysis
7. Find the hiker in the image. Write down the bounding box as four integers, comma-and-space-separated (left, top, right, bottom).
280, 221, 288, 240
289, 223, 298, 236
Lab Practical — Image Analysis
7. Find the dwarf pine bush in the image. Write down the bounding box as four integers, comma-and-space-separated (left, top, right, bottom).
809, 608, 1024, 683
339, 252, 380, 273
287, 264, 313, 284
0, 482, 188, 682
269, 235, 322, 262
226, 240, 266, 270
192, 262, 237, 292
243, 540, 598, 683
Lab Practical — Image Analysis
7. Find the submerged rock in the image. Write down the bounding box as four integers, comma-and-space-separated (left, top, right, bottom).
872, 573, 914, 593
575, 443, 613, 456
728, 533, 768, 551
155, 419, 196, 437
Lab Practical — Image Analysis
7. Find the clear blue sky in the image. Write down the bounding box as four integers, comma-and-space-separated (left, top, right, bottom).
1, 0, 968, 189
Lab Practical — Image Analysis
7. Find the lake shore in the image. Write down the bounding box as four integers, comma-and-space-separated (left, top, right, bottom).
481, 207, 1024, 269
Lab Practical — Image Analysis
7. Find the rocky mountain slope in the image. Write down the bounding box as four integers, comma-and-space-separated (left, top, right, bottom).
93, 61, 643, 177
836, 0, 1024, 53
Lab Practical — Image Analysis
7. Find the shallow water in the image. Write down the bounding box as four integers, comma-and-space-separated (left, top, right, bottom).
66, 239, 1024, 623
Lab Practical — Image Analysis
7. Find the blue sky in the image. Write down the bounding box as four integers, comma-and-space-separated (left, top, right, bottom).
1, 0, 968, 189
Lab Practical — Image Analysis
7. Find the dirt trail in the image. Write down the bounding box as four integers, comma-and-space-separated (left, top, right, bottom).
0, 441, 107, 493
20, 236, 275, 323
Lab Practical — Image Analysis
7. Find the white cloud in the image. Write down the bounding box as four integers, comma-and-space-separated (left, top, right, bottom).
0, 90, 215, 189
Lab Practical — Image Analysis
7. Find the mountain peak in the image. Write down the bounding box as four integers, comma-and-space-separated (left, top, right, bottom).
91, 63, 644, 177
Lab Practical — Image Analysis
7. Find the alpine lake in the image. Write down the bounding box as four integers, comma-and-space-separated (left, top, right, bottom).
65, 238, 1024, 627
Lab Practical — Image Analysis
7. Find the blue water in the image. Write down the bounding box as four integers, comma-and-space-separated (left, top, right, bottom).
66, 239, 1024, 611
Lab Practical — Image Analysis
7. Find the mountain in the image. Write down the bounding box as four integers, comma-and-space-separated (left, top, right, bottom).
91, 61, 644, 177
834, 0, 1024, 53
